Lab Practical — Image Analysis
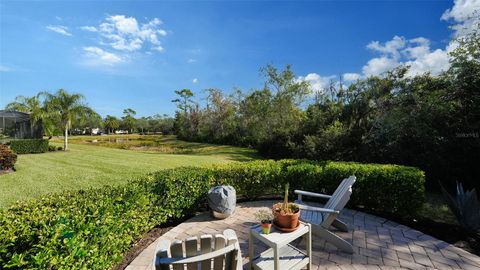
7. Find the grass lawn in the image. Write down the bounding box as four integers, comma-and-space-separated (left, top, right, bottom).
0, 135, 259, 208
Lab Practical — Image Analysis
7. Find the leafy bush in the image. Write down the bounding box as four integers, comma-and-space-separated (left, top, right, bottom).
0, 145, 17, 170
0, 159, 424, 269
9, 139, 49, 154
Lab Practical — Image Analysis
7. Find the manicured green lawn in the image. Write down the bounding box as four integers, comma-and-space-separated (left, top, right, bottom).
0, 140, 258, 208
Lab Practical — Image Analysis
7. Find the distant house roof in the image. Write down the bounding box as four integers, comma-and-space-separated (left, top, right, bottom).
0, 110, 30, 122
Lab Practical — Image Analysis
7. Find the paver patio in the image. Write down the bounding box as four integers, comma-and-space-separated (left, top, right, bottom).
126, 201, 480, 270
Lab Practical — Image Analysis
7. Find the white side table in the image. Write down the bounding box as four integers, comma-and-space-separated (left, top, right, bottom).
249, 221, 312, 270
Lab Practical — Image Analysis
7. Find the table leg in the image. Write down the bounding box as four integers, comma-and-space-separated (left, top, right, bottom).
274, 246, 280, 270
307, 224, 312, 270
249, 230, 254, 270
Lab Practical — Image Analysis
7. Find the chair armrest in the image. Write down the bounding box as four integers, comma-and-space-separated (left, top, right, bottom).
298, 204, 339, 214
295, 190, 332, 200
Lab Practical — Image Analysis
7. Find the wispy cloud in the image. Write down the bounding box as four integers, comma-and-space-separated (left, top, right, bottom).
80, 26, 98, 32
192, 78, 198, 84
187, 58, 197, 63
46, 25, 72, 36
0, 65, 13, 72
82, 46, 124, 66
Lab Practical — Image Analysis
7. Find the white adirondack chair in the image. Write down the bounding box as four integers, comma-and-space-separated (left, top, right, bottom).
154, 229, 243, 270
294, 176, 356, 254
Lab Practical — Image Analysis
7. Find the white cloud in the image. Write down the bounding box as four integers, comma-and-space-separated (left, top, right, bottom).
153, 46, 164, 52
360, 34, 452, 77
362, 56, 400, 77
82, 46, 124, 66
187, 58, 197, 63
96, 15, 167, 52
46, 25, 72, 36
343, 73, 361, 81
297, 73, 336, 93
367, 36, 406, 59
192, 78, 198, 84
441, 0, 480, 37
80, 26, 98, 32
299, 0, 478, 86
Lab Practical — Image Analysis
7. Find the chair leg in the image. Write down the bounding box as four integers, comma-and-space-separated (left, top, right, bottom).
312, 226, 354, 254
332, 219, 349, 232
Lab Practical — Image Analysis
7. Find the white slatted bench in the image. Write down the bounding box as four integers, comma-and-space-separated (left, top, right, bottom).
154, 229, 242, 270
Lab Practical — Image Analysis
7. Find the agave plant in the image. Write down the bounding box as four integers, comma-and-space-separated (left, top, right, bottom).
442, 182, 480, 232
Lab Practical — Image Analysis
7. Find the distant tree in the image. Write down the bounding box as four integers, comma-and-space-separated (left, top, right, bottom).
172, 89, 196, 139
136, 117, 149, 134
172, 89, 194, 114
121, 108, 137, 134
43, 89, 94, 151
104, 115, 120, 134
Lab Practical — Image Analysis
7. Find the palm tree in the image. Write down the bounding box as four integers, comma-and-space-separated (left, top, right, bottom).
5, 94, 46, 126
43, 89, 93, 151
104, 115, 120, 134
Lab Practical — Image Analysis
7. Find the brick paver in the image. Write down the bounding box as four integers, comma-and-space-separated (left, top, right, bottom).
126, 201, 480, 270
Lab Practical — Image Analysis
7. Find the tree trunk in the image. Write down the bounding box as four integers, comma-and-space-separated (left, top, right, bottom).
64, 128, 69, 151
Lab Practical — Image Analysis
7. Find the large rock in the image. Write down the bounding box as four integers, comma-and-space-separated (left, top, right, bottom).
208, 185, 236, 219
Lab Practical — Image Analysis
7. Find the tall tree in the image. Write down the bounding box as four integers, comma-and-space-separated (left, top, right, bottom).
43, 89, 93, 151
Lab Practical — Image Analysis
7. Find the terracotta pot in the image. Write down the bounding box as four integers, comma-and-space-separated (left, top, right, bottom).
273, 209, 300, 230
261, 222, 272, 234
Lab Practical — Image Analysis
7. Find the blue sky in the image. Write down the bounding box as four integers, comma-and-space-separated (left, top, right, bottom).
0, 0, 477, 117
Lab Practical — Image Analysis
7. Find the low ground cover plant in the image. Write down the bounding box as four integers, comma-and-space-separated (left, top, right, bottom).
0, 160, 424, 269
9, 139, 49, 154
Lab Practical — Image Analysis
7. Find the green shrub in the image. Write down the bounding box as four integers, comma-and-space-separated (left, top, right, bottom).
0, 159, 425, 269
0, 145, 17, 170
209, 160, 425, 215
10, 139, 49, 154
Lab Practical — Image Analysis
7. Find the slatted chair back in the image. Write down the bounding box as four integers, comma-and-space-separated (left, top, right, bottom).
321, 176, 356, 226
155, 229, 241, 270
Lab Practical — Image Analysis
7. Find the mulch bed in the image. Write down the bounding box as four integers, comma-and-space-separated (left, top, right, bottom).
112, 215, 195, 270
112, 226, 172, 270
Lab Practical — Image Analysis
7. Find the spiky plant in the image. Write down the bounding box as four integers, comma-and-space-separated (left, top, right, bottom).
442, 182, 480, 232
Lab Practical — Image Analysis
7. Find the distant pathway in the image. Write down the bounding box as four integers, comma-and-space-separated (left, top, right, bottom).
127, 201, 480, 270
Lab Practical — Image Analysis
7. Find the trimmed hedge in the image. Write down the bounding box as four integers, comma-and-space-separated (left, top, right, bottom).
0, 160, 424, 269
10, 139, 49, 154
210, 160, 425, 215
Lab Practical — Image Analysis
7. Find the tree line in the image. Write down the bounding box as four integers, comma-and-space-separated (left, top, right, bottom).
171, 28, 480, 191
5, 90, 174, 150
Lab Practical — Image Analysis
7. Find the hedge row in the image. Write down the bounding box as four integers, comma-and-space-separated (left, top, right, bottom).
0, 160, 425, 269
9, 139, 49, 154
210, 160, 425, 215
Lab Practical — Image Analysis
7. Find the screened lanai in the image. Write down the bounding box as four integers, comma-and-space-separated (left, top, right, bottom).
0, 110, 43, 140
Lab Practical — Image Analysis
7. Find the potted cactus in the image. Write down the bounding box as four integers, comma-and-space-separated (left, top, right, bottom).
272, 183, 300, 232
254, 209, 274, 234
